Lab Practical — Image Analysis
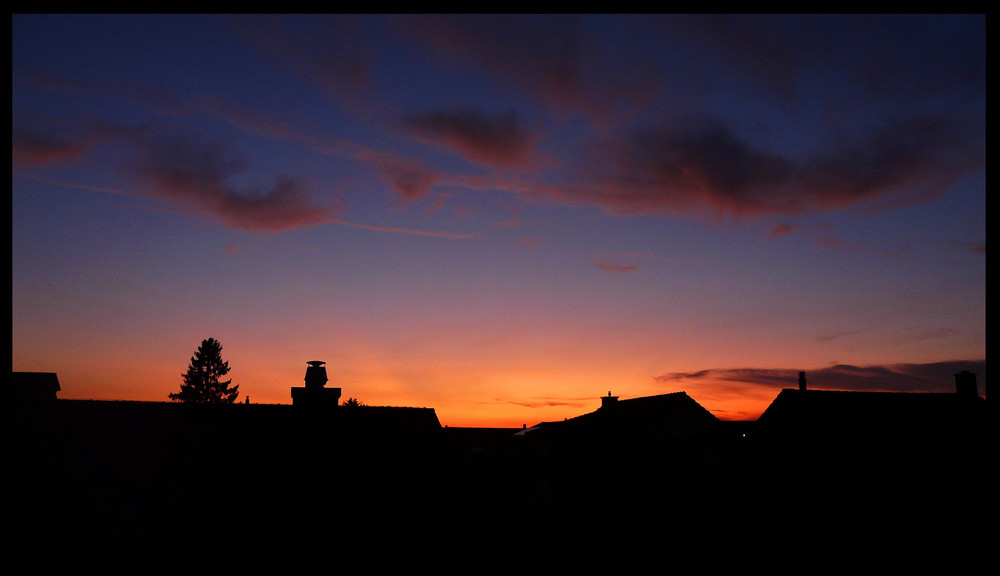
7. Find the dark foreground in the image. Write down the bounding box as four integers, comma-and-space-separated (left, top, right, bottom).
11, 399, 986, 564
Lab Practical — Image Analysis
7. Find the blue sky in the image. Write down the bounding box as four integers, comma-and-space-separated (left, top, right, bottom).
12, 14, 985, 426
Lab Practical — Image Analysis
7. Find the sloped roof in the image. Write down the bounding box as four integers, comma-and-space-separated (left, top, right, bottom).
538, 391, 722, 439
755, 388, 986, 445
329, 404, 442, 432
760, 388, 984, 423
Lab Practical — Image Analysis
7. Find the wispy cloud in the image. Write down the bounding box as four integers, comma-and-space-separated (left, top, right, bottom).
397, 14, 655, 120
503, 397, 591, 409
815, 327, 877, 344
372, 155, 442, 199
813, 233, 908, 258
766, 223, 798, 238
121, 129, 336, 232
10, 73, 458, 228
656, 359, 985, 395
964, 241, 986, 254
11, 115, 124, 168
800, 114, 984, 210
13, 16, 985, 233
517, 236, 539, 248
559, 113, 984, 219
328, 218, 473, 239
391, 14, 984, 222
401, 107, 539, 169
228, 14, 374, 96
16, 169, 473, 240
596, 260, 639, 273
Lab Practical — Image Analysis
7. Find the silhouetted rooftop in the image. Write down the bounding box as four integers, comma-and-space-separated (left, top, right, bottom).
758, 387, 986, 431
11, 372, 60, 402
10, 373, 988, 563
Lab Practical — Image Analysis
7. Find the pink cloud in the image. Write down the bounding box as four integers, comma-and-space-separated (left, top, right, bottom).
596, 259, 639, 273
373, 155, 441, 199
124, 130, 336, 232
766, 224, 798, 238
517, 236, 539, 247
555, 113, 983, 219
402, 107, 538, 169
11, 118, 122, 168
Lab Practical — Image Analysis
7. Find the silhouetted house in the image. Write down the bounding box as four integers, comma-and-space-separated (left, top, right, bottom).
11, 372, 60, 404
288, 360, 441, 446
499, 391, 750, 559
746, 371, 987, 561
755, 370, 986, 448
521, 391, 726, 463
752, 369, 987, 474
555, 390, 723, 437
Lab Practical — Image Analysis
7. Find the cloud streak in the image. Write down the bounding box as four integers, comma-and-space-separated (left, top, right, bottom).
595, 259, 639, 273
398, 14, 654, 120
9, 79, 456, 229
14, 15, 985, 228
120, 130, 335, 232
11, 115, 123, 168
328, 218, 473, 239
656, 359, 986, 395
401, 107, 539, 169
556, 112, 984, 219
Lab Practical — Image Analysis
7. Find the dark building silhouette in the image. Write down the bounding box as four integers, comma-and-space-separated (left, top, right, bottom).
602, 390, 618, 408
749, 371, 987, 562
756, 370, 985, 440
11, 372, 60, 403
955, 369, 979, 396
527, 390, 725, 442
9, 368, 987, 564
290, 360, 342, 407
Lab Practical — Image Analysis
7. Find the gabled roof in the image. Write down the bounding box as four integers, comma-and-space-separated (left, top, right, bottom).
537, 391, 722, 438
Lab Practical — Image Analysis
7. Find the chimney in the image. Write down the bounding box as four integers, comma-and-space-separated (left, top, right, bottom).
954, 371, 978, 397
798, 371, 807, 391
304, 361, 329, 389
291, 360, 341, 407
601, 390, 619, 409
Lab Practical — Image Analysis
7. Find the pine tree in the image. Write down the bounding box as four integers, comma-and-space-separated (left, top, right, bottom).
169, 337, 239, 404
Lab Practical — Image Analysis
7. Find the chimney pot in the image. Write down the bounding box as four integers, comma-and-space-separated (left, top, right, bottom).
304, 361, 329, 389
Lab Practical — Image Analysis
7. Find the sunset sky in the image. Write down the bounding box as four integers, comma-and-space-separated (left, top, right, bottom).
12, 14, 985, 427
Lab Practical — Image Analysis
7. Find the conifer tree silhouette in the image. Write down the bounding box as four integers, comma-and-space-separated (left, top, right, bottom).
169, 338, 239, 403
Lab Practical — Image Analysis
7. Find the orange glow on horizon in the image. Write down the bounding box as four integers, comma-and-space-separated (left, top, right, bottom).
44, 355, 778, 428
15, 306, 981, 429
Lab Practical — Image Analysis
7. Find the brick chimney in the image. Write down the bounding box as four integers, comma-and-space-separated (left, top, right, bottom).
798, 371, 807, 391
